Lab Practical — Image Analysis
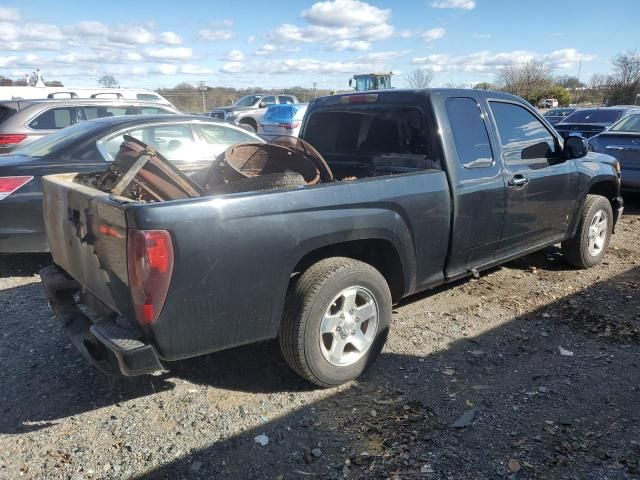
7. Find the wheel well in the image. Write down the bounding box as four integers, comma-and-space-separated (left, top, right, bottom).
239, 117, 257, 128
588, 180, 617, 202
292, 240, 405, 301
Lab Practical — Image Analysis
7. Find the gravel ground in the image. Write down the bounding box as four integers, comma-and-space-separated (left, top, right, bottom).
1, 196, 639, 480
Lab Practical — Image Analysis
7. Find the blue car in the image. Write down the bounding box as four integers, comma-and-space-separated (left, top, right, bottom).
589, 112, 640, 192
258, 103, 308, 141
554, 107, 640, 139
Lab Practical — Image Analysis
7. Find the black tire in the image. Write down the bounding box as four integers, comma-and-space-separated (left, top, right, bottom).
211, 172, 306, 194
239, 119, 257, 132
279, 257, 391, 387
561, 194, 613, 268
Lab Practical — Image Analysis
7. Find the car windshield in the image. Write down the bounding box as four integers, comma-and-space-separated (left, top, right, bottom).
544, 108, 574, 117
562, 109, 624, 124
13, 120, 101, 158
609, 113, 640, 132
233, 95, 262, 107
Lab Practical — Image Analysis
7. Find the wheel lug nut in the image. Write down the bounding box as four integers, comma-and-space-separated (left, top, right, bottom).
340, 314, 345, 319
341, 334, 347, 339
336, 326, 341, 331
355, 317, 360, 322
349, 309, 354, 315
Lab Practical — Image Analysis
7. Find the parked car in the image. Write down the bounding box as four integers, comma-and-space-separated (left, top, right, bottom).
0, 99, 180, 154
589, 112, 640, 191
0, 115, 262, 252
209, 94, 299, 132
538, 98, 559, 109
258, 103, 308, 140
542, 107, 576, 126
554, 107, 640, 139
40, 89, 623, 387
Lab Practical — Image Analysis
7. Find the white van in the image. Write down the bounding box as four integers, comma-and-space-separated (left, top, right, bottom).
0, 86, 173, 106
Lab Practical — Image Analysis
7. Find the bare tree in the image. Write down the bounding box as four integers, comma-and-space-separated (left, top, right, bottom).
404, 69, 434, 89
606, 50, 640, 104
496, 60, 552, 102
98, 75, 119, 88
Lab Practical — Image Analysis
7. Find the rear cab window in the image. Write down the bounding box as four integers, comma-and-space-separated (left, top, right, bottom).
445, 97, 493, 168
303, 100, 439, 178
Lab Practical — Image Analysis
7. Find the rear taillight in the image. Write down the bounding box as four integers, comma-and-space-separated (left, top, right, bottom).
276, 122, 300, 130
127, 230, 174, 326
0, 176, 33, 200
0, 134, 27, 147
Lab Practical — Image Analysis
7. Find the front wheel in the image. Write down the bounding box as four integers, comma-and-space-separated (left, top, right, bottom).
561, 194, 613, 268
279, 257, 391, 387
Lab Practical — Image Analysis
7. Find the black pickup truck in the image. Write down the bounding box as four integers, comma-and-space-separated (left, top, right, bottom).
41, 89, 623, 387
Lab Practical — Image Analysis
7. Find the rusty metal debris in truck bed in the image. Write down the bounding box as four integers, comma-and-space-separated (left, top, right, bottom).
74, 135, 333, 202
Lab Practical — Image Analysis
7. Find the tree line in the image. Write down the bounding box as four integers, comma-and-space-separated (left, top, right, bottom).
405, 50, 640, 107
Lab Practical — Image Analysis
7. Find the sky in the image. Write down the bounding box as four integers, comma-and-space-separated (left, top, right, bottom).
0, 0, 637, 90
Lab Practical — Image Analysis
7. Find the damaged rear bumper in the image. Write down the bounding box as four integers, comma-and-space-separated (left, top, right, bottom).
40, 265, 164, 376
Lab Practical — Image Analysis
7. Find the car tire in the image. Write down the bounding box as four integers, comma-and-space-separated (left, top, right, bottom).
211, 172, 306, 194
561, 194, 613, 268
279, 257, 391, 387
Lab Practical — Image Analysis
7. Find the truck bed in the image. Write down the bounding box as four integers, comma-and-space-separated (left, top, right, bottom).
42, 169, 451, 362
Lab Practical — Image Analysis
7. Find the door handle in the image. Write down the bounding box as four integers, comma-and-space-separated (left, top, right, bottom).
508, 175, 529, 188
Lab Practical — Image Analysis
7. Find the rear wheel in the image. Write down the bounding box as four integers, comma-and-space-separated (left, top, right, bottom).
279, 257, 391, 387
561, 194, 613, 268
239, 119, 257, 132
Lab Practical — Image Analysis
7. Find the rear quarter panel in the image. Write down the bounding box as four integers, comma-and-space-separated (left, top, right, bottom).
126, 172, 451, 360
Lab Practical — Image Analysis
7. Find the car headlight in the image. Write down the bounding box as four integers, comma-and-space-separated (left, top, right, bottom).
224, 111, 235, 120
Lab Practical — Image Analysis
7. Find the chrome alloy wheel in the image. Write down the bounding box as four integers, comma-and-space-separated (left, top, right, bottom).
319, 286, 379, 367
588, 209, 608, 257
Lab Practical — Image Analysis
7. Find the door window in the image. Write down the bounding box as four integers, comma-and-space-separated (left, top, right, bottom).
82, 106, 129, 119
446, 97, 493, 168
261, 96, 276, 107
278, 96, 295, 104
100, 124, 197, 161
29, 107, 76, 129
490, 101, 558, 169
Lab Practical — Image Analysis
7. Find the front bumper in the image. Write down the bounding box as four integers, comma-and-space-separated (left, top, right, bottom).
40, 265, 164, 376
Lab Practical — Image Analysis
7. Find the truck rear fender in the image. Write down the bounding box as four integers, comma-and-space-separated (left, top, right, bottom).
290, 237, 411, 303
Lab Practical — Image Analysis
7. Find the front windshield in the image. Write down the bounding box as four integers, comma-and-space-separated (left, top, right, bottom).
609, 113, 640, 132
233, 95, 262, 107
562, 109, 624, 124
13, 121, 101, 158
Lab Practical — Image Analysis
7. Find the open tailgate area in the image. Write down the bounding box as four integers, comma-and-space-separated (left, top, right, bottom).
43, 173, 131, 315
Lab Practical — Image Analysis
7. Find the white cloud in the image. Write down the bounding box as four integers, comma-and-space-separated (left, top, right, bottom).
0, 7, 20, 21
65, 21, 109, 36
255, 44, 277, 56
473, 33, 492, 39
152, 64, 178, 75
144, 47, 192, 60
199, 28, 233, 41
108, 26, 154, 44
412, 48, 595, 74
431, 0, 476, 9
159, 31, 182, 45
247, 35, 256, 44
181, 64, 213, 75
302, 0, 391, 28
332, 40, 371, 51
220, 62, 244, 73
224, 49, 245, 61
267, 0, 394, 48
421, 28, 446, 42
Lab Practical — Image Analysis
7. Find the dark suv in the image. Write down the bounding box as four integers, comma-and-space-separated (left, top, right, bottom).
0, 99, 179, 153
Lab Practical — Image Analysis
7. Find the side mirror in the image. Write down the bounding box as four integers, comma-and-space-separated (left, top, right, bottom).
349, 78, 353, 87
565, 135, 588, 159
259, 101, 267, 108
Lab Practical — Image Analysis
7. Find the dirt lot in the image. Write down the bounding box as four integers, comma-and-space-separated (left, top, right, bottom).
1, 196, 639, 480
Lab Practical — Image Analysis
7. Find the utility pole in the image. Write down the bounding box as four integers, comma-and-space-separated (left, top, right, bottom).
312, 82, 317, 98
198, 81, 208, 113
574, 59, 582, 104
